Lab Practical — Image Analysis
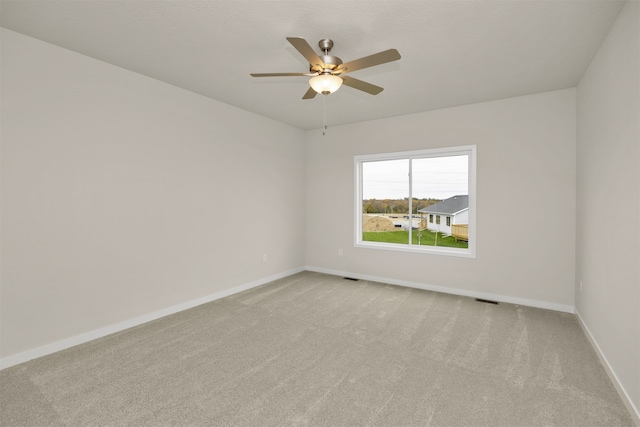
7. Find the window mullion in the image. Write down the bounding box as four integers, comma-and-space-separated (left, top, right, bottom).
408, 159, 412, 245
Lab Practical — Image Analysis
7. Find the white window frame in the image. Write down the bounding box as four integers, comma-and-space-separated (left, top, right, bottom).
354, 145, 476, 258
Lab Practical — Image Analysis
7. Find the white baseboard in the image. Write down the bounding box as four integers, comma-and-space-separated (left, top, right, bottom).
575, 310, 640, 425
305, 265, 575, 313
0, 267, 305, 370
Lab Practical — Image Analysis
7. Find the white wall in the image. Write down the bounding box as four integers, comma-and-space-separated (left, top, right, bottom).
576, 0, 639, 416
306, 89, 576, 311
0, 29, 306, 361
454, 211, 468, 225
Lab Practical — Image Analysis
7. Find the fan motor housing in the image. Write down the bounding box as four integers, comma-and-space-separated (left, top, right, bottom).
311, 55, 343, 73
309, 39, 343, 73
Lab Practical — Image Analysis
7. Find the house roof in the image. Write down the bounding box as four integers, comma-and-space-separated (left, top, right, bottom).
419, 195, 468, 215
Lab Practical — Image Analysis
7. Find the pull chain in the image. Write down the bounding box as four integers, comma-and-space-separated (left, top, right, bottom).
322, 94, 327, 136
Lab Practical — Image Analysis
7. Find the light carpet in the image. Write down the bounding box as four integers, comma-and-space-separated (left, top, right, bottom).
0, 271, 634, 426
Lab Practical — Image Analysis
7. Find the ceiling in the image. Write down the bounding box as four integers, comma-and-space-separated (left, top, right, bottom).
0, 0, 626, 131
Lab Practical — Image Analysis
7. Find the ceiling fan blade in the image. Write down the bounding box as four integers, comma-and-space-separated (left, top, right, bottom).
286, 37, 325, 68
250, 72, 307, 77
336, 49, 401, 74
302, 87, 317, 99
341, 76, 384, 95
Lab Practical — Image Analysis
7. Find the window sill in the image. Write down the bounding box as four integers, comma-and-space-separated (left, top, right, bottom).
355, 240, 476, 258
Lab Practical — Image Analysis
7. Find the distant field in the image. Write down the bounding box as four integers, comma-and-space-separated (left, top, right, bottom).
362, 229, 468, 248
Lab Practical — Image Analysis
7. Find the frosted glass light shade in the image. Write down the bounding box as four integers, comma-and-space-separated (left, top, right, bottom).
309, 74, 343, 94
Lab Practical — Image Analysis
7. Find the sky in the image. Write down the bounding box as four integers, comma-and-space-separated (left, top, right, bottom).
362, 155, 468, 200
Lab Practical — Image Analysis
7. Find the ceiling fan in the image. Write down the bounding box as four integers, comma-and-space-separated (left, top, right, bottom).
251, 37, 401, 99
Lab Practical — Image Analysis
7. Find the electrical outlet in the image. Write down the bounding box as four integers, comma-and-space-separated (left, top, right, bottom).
338, 248, 343, 256
263, 254, 267, 263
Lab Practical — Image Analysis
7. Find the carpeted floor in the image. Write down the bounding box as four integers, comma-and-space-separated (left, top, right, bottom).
0, 271, 634, 426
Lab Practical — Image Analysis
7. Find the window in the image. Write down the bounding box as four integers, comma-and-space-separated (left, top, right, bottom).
355, 145, 476, 258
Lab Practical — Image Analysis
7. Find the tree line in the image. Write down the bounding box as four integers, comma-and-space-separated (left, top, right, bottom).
362, 198, 441, 214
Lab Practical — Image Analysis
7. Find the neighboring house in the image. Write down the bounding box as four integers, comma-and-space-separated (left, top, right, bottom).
418, 195, 469, 239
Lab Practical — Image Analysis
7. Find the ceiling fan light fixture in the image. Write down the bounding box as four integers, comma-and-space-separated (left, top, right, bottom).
309, 74, 343, 95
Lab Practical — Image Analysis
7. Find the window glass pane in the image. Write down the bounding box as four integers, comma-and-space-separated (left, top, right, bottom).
412, 155, 469, 199
362, 159, 409, 245
411, 155, 469, 248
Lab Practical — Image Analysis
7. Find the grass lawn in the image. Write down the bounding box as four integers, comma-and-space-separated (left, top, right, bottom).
362, 229, 468, 248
